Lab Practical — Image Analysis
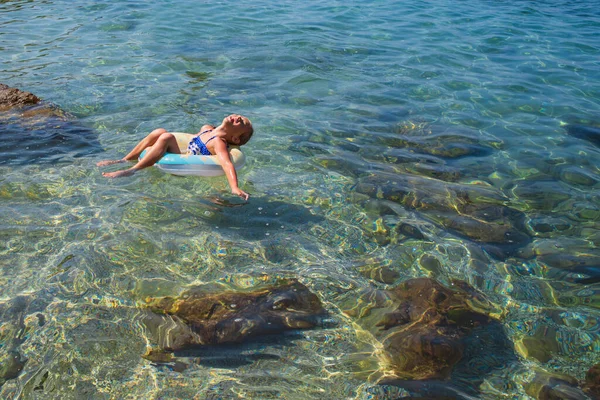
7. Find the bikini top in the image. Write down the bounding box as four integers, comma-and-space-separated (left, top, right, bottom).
187, 129, 228, 156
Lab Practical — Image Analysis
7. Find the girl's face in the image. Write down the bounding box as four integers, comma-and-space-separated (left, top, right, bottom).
223, 114, 253, 143
223, 114, 250, 129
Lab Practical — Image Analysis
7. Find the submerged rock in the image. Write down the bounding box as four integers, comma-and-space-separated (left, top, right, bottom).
524, 368, 587, 400
419, 254, 444, 276
345, 278, 502, 381
354, 172, 530, 256
142, 279, 327, 354
0, 83, 102, 164
566, 124, 600, 147
516, 325, 561, 364
510, 180, 572, 212
0, 298, 28, 387
375, 124, 500, 160
404, 162, 462, 182
396, 222, 428, 241
517, 238, 600, 284
314, 153, 373, 178
560, 166, 599, 187
0, 350, 26, 388
584, 364, 600, 398
356, 264, 400, 284
0, 294, 50, 387
526, 215, 573, 237
430, 206, 529, 245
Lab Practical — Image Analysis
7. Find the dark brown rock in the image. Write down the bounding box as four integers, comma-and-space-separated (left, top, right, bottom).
387, 278, 498, 328
0, 350, 26, 387
378, 310, 464, 380
142, 279, 327, 353
0, 83, 40, 110
584, 364, 600, 398
419, 255, 443, 276
396, 222, 427, 240
346, 278, 502, 380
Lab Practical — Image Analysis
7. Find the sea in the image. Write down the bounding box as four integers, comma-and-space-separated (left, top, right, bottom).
1, 0, 600, 398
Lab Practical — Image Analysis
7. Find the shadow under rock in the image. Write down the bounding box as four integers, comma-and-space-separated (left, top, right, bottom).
0, 83, 102, 165
169, 332, 305, 369
0, 119, 102, 165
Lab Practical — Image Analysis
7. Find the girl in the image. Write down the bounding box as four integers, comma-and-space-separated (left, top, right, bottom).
97, 114, 253, 200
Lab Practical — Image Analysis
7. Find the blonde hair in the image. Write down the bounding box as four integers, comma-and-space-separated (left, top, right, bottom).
239, 125, 254, 145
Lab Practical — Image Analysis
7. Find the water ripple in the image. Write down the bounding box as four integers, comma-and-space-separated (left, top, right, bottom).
2, 0, 600, 397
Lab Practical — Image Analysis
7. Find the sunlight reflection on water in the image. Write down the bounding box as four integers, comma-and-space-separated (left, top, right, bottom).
1, 0, 600, 398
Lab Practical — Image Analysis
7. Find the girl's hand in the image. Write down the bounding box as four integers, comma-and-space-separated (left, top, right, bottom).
232, 188, 249, 201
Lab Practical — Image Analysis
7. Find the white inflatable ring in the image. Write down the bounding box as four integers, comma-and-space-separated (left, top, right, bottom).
139, 132, 246, 177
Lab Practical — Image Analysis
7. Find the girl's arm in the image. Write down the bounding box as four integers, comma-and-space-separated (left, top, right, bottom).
213, 139, 249, 200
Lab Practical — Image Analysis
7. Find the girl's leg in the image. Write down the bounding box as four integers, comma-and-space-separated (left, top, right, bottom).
96, 128, 168, 167
102, 132, 181, 178
122, 128, 169, 161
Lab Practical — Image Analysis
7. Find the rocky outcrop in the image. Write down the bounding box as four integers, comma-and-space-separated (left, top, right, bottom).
0, 84, 40, 110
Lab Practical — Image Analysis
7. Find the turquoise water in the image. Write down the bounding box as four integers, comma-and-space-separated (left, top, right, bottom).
1, 0, 600, 398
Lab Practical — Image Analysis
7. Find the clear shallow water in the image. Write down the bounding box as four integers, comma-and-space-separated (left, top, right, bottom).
1, 0, 600, 398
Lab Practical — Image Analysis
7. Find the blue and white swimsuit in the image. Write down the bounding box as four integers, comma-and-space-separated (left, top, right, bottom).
187, 129, 219, 156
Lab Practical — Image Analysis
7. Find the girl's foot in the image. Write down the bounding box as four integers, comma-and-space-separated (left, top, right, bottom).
97, 159, 126, 167
102, 169, 136, 178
